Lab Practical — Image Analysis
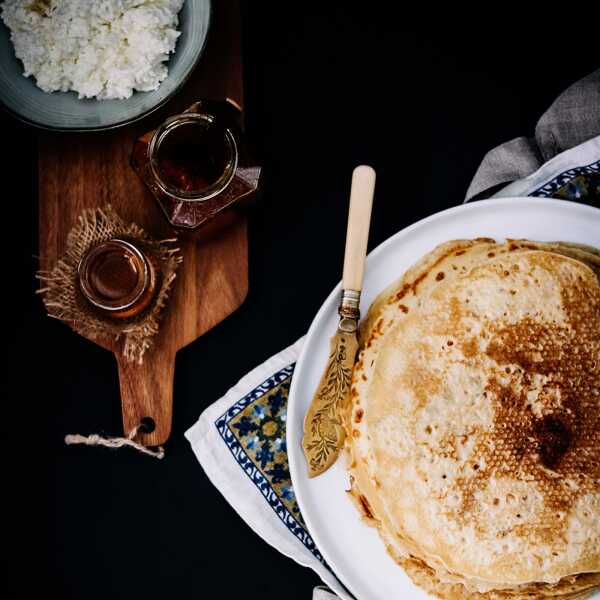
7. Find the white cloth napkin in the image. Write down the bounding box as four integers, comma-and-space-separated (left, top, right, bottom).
185, 338, 348, 599
488, 134, 600, 201
186, 91, 600, 600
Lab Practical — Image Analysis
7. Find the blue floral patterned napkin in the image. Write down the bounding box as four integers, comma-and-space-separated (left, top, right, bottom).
187, 74, 600, 600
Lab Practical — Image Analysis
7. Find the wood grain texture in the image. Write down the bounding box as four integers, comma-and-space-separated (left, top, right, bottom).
38, 1, 247, 446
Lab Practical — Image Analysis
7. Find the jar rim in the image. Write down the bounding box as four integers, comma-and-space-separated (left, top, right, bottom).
147, 112, 238, 203
78, 239, 149, 313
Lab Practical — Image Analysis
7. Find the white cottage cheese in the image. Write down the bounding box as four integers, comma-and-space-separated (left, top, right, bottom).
1, 0, 184, 99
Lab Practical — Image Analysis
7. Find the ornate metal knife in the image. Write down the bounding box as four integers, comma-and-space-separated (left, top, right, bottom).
302, 165, 376, 477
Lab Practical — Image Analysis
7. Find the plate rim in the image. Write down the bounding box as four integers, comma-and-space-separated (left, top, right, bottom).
287, 196, 600, 600
0, 0, 212, 132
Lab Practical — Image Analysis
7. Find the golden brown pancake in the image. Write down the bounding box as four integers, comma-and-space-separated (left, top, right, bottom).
344, 239, 600, 598
400, 555, 600, 599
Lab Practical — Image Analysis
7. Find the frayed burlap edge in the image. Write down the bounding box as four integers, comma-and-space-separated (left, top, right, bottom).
37, 205, 182, 364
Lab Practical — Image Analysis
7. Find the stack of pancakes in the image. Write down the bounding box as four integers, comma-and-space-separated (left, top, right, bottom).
344, 239, 600, 599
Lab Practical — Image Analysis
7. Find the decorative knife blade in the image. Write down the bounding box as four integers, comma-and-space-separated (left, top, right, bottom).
302, 165, 376, 477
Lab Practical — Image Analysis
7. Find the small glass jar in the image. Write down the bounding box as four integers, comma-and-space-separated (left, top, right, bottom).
148, 112, 238, 202
131, 99, 261, 232
78, 239, 159, 319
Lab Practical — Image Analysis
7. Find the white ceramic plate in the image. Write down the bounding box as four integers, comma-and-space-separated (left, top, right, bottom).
287, 197, 600, 600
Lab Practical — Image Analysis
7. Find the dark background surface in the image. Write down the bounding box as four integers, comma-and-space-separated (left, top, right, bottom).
2, 6, 599, 600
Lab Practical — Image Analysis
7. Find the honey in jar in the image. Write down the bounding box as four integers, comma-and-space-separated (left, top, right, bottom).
78, 239, 159, 319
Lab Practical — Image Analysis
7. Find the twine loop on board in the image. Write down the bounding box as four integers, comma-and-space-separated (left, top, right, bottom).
65, 424, 165, 459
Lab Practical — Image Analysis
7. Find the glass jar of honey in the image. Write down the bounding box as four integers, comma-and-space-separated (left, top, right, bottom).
131, 99, 261, 232
78, 239, 159, 319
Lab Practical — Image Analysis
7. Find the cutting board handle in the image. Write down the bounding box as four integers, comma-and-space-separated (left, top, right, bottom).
116, 349, 176, 447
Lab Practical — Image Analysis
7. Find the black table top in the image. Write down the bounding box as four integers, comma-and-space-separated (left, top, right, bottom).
3, 7, 599, 600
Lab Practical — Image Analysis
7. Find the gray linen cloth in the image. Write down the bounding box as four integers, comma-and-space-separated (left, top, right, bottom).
465, 69, 600, 202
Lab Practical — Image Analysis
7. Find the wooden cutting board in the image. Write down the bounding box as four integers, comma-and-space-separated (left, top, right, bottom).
38, 1, 247, 447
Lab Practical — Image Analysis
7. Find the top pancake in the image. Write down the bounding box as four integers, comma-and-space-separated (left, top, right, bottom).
345, 239, 600, 590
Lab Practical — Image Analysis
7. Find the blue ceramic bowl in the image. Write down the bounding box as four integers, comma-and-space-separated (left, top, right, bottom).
0, 0, 211, 131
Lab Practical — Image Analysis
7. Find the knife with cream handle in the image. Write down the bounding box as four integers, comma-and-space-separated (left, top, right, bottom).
302, 165, 375, 477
